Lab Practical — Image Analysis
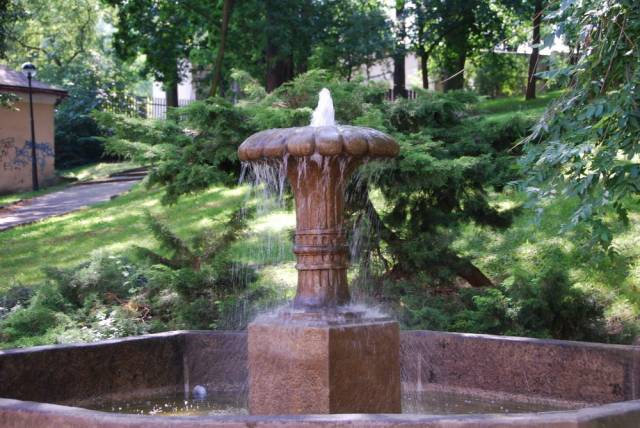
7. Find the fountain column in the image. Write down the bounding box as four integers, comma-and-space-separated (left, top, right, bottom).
288, 153, 354, 309
240, 89, 401, 415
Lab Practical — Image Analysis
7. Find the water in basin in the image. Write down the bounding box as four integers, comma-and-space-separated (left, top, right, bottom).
81, 389, 574, 416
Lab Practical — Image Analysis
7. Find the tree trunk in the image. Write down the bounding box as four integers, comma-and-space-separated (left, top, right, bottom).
265, 0, 298, 92
526, 0, 543, 100
569, 41, 580, 66
442, 31, 468, 91
449, 253, 494, 288
416, 6, 428, 89
393, 1, 407, 99
442, 52, 466, 91
356, 194, 493, 288
420, 48, 429, 89
210, 0, 235, 98
166, 81, 179, 108
266, 55, 294, 92
265, 38, 278, 92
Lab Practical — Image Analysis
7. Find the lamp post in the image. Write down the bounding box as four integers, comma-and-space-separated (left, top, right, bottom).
21, 62, 39, 191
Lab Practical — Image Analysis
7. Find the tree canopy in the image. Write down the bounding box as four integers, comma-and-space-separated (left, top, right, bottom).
521, 0, 640, 250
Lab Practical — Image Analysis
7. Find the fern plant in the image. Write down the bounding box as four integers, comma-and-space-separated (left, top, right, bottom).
136, 208, 250, 273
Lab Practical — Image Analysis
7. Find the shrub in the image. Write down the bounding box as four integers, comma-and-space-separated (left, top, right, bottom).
0, 282, 71, 342
386, 91, 478, 133
264, 69, 388, 123
0, 306, 60, 341
391, 255, 609, 342
97, 97, 252, 204
0, 285, 34, 320
47, 252, 145, 307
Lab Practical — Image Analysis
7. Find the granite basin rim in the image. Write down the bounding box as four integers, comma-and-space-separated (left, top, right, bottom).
3, 398, 640, 427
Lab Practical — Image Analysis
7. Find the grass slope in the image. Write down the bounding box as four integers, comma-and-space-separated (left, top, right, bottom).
476, 90, 562, 122
0, 181, 296, 290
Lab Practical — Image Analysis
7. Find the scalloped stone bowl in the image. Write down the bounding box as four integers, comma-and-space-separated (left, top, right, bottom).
238, 123, 399, 311
238, 125, 399, 161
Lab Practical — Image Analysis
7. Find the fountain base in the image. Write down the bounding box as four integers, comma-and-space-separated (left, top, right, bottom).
248, 313, 401, 415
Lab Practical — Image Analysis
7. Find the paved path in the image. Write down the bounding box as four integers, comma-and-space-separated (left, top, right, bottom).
0, 180, 139, 231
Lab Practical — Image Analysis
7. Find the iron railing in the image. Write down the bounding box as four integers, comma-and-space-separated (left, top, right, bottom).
101, 95, 196, 119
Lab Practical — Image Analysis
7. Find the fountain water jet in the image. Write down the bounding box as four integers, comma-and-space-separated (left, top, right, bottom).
239, 89, 401, 415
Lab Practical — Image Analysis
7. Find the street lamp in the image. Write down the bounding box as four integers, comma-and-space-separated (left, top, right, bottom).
21, 62, 39, 191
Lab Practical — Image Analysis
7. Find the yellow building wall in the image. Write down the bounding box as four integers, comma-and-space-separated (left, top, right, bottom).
0, 92, 57, 194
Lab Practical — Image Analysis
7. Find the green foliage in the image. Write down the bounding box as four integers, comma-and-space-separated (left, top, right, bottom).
136, 208, 250, 273
53, 58, 145, 167
101, 70, 389, 203
0, 0, 23, 58
103, 0, 205, 93
0, 282, 68, 342
0, 285, 33, 318
470, 52, 526, 97
309, 1, 392, 79
412, 0, 513, 90
0, 306, 61, 342
97, 97, 251, 204
2, 0, 100, 67
0, 93, 19, 109
134, 209, 257, 329
101, 0, 390, 94
100, 73, 525, 294
1, 0, 148, 167
386, 90, 477, 132
230, 69, 267, 102
262, 69, 388, 124
357, 91, 523, 286
395, 258, 610, 342
521, 0, 640, 250
46, 252, 144, 307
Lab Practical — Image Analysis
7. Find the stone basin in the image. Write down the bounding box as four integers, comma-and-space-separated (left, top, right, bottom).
1, 330, 639, 427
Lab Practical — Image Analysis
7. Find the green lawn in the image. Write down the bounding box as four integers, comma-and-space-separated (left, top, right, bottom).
475, 90, 563, 123
0, 181, 296, 292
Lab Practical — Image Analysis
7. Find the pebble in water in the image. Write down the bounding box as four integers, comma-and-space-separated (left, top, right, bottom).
192, 385, 207, 400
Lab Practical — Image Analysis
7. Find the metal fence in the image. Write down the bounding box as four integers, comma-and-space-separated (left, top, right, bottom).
101, 95, 196, 120
385, 89, 418, 101
102, 88, 418, 120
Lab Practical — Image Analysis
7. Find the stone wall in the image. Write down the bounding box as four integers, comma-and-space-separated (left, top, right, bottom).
0, 332, 185, 404
400, 330, 640, 405
0, 93, 57, 194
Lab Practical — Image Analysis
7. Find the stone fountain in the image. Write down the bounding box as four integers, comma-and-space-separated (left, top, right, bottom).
238, 88, 401, 415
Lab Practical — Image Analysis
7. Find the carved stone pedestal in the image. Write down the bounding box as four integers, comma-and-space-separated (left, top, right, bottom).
248, 314, 401, 415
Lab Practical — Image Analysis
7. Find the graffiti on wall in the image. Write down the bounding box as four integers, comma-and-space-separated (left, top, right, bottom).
1, 138, 54, 171
0, 137, 15, 171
